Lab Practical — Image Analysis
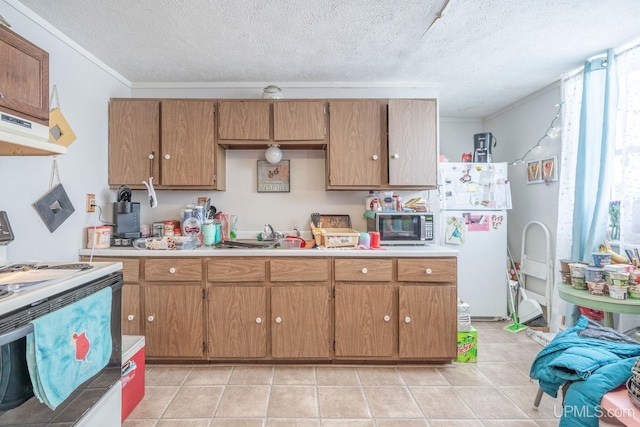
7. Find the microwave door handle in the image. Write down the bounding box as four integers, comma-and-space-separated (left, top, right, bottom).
0, 323, 34, 346
420, 216, 426, 240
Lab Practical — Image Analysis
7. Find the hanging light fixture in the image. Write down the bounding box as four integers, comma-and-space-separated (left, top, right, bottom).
262, 85, 283, 99
265, 144, 283, 164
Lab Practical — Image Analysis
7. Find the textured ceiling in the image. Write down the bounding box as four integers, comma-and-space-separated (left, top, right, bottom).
12, 0, 640, 117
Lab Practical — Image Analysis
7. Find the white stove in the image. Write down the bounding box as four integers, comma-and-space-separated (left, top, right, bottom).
0, 262, 122, 316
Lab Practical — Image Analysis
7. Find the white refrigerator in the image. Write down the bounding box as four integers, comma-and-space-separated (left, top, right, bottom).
439, 162, 512, 319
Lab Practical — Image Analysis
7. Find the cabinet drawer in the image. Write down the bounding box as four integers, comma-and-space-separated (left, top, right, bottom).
270, 258, 329, 282
397, 258, 457, 282
145, 258, 202, 282
334, 259, 393, 282
83, 257, 139, 283
208, 258, 267, 282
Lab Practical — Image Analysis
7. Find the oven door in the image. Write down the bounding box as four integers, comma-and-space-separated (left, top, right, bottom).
0, 272, 122, 426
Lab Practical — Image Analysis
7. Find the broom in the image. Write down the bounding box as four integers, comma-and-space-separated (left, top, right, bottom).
504, 278, 528, 333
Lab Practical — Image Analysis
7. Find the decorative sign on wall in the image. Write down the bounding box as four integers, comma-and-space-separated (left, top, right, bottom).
527, 156, 557, 184
257, 160, 290, 193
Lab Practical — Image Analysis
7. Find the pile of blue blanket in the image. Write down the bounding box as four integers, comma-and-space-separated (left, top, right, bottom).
530, 315, 640, 427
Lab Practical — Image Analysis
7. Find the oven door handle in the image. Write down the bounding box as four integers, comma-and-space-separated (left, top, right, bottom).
0, 323, 34, 346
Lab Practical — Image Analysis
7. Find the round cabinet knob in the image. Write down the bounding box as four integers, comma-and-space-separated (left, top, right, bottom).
169, 267, 176, 274
372, 155, 379, 161
404, 316, 411, 324
361, 267, 368, 274
383, 315, 390, 322
164, 154, 171, 160
127, 315, 135, 321
425, 268, 433, 275
256, 317, 262, 324
275, 317, 282, 324
393, 153, 400, 159
147, 315, 154, 322
148, 153, 155, 159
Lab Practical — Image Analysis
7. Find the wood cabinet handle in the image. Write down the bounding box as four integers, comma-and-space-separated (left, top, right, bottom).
404, 316, 411, 323
164, 154, 171, 160
392, 153, 400, 159
256, 317, 262, 324
383, 315, 390, 322
275, 317, 282, 324
425, 268, 433, 275
148, 153, 155, 160
372, 155, 379, 161
127, 315, 135, 321
169, 267, 176, 274
147, 315, 154, 322
361, 267, 368, 274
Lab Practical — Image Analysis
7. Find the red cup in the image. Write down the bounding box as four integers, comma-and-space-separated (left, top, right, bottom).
369, 231, 381, 248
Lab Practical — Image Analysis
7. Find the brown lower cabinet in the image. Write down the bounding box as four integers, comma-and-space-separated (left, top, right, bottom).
85, 255, 456, 362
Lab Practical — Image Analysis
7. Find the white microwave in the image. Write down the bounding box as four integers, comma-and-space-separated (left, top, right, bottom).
366, 212, 435, 245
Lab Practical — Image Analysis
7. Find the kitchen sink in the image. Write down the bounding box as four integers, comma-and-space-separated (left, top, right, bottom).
215, 239, 277, 249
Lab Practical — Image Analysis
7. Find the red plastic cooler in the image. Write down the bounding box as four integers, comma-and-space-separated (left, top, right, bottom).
121, 335, 145, 421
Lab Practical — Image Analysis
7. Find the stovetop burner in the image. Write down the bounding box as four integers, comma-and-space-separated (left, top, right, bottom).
0, 288, 13, 300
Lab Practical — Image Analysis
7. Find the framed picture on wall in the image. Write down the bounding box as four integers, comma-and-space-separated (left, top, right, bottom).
257, 160, 290, 193
526, 160, 542, 184
541, 156, 558, 182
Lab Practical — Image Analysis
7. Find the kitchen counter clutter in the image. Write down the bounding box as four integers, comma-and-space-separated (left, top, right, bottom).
80, 245, 458, 364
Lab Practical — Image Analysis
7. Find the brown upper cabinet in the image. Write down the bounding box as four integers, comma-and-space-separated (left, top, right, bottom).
0, 25, 49, 124
109, 98, 225, 190
327, 99, 438, 190
218, 99, 327, 146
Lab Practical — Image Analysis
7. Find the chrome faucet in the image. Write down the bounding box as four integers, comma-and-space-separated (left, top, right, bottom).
261, 224, 283, 241
293, 227, 300, 237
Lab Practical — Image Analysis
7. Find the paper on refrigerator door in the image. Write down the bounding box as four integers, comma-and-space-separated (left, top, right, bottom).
440, 162, 512, 210
445, 216, 465, 244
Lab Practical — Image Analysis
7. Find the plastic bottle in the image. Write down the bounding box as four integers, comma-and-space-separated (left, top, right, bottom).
365, 190, 376, 211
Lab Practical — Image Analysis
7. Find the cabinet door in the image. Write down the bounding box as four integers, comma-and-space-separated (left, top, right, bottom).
399, 284, 457, 360
161, 100, 216, 185
0, 26, 49, 122
334, 284, 396, 358
208, 286, 268, 358
328, 100, 384, 187
271, 285, 331, 359
109, 99, 160, 186
388, 99, 438, 187
122, 284, 140, 335
273, 100, 326, 141
144, 284, 204, 359
218, 100, 270, 140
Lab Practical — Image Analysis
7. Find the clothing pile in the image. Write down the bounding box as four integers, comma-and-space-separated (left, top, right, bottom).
530, 315, 640, 427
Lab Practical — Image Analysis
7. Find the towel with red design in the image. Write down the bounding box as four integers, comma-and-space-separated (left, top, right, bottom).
26, 287, 112, 409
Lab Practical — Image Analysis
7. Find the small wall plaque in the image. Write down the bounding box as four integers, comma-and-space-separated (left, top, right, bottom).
257, 160, 290, 193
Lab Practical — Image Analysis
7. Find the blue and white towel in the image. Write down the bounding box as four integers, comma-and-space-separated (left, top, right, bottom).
26, 287, 112, 409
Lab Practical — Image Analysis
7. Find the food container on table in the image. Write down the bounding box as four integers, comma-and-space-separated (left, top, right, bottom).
559, 259, 574, 274
584, 266, 604, 282
610, 272, 630, 287
569, 263, 587, 278
629, 286, 640, 300
587, 280, 606, 296
592, 252, 612, 267
609, 285, 628, 300
571, 276, 587, 290
276, 237, 305, 249
561, 272, 572, 284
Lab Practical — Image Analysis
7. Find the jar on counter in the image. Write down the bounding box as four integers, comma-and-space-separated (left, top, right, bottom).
164, 221, 175, 237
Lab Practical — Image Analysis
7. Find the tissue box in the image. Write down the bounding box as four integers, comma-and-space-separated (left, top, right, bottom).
457, 328, 477, 363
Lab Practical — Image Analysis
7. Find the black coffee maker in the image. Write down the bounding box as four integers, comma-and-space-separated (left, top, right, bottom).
113, 185, 141, 240
473, 132, 496, 163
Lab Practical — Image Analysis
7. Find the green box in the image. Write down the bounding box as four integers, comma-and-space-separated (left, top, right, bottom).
456, 328, 477, 363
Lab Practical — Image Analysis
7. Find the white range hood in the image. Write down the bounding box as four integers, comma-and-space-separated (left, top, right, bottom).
0, 110, 66, 156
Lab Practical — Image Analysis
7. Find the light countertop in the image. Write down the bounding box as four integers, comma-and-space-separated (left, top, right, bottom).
79, 244, 458, 258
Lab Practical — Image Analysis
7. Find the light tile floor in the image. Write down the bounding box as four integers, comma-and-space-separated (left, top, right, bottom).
123, 320, 562, 426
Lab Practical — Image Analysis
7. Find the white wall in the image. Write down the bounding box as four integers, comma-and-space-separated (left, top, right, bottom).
0, 2, 130, 262
484, 85, 562, 301
439, 118, 484, 162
